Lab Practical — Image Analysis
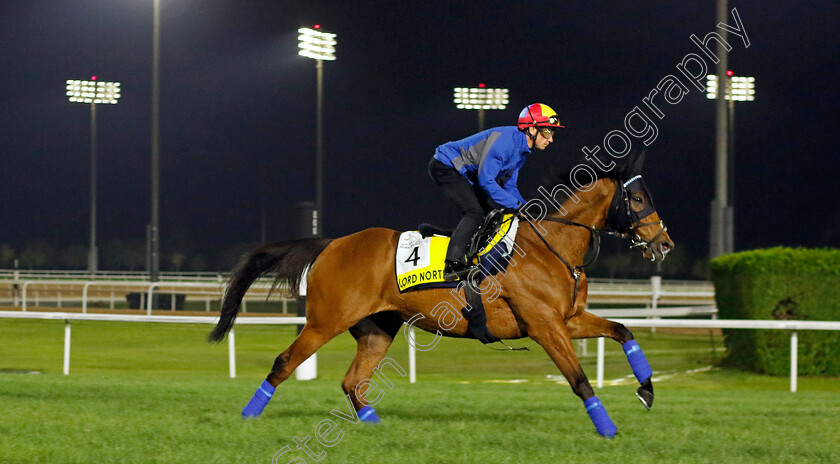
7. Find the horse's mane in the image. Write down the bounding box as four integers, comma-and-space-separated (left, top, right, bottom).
526, 156, 624, 206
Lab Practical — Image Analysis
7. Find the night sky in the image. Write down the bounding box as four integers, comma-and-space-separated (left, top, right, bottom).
1, 1, 838, 271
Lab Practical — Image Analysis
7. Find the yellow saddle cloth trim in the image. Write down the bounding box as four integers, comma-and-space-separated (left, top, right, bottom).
473, 213, 515, 262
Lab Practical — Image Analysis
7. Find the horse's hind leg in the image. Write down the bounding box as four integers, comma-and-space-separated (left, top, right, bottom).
566, 311, 654, 409
341, 312, 405, 423
241, 324, 340, 418
529, 322, 618, 438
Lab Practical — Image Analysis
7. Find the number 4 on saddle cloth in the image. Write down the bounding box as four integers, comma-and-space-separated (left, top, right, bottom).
394, 211, 520, 344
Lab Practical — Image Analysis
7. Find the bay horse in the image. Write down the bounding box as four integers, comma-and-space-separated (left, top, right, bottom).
209, 149, 674, 438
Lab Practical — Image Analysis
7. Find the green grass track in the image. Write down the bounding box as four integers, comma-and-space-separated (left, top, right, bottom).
1, 319, 839, 463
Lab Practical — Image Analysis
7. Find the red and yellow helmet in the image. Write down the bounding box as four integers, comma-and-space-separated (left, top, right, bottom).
517, 103, 564, 130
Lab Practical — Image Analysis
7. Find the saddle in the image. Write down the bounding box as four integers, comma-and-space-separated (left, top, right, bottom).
418, 208, 512, 267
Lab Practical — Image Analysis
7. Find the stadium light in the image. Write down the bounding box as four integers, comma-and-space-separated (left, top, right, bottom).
706, 74, 755, 101
298, 26, 337, 237
453, 84, 509, 131
297, 26, 337, 61
66, 77, 122, 274
705, 72, 756, 259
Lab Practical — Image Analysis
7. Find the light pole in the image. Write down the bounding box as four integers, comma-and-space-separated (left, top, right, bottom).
709, 0, 729, 262
298, 25, 336, 238
150, 0, 161, 282
706, 71, 756, 257
66, 77, 121, 274
453, 84, 509, 131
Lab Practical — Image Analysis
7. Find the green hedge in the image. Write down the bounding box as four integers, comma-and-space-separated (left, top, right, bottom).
710, 247, 840, 376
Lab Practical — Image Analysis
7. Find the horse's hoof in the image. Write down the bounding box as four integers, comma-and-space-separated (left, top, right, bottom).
241, 404, 266, 418
636, 378, 654, 410
598, 428, 617, 439
358, 405, 380, 424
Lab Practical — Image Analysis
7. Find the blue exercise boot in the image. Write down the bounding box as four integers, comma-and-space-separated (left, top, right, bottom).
357, 405, 380, 424
584, 396, 617, 438
242, 380, 275, 418
622, 339, 654, 409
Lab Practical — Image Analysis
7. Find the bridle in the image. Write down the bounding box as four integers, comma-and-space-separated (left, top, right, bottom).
611, 175, 668, 261
519, 176, 667, 304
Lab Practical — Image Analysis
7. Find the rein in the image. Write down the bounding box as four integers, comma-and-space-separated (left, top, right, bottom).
521, 216, 607, 306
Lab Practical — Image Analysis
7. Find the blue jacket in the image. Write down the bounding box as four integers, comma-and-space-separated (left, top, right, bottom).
433, 126, 530, 208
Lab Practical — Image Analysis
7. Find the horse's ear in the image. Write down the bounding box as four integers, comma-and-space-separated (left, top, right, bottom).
629, 149, 646, 177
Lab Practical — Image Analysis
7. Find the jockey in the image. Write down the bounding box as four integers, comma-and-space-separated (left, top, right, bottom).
429, 103, 563, 281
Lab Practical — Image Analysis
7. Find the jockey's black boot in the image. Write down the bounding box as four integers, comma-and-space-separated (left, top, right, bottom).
461, 283, 500, 344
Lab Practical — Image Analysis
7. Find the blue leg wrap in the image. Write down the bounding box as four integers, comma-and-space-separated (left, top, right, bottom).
623, 339, 653, 383
242, 380, 275, 418
584, 396, 617, 438
357, 405, 380, 424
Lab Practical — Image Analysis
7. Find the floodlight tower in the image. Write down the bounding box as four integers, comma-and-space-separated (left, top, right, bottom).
706, 71, 756, 257
453, 84, 509, 131
65, 77, 121, 273
298, 25, 336, 237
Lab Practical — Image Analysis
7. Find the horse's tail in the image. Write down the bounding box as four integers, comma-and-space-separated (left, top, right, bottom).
207, 238, 332, 342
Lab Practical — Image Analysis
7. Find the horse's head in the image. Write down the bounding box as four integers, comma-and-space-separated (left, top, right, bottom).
605, 150, 674, 262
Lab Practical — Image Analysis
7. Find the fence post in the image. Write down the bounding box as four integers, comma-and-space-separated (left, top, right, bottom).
147, 283, 160, 315
63, 320, 71, 375
790, 331, 798, 393
82, 282, 94, 314
578, 339, 589, 357
409, 325, 417, 384
596, 337, 605, 388
22, 282, 31, 311
650, 275, 662, 334
228, 328, 236, 379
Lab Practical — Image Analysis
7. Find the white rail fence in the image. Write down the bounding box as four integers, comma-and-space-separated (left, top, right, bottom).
2, 280, 292, 314
0, 311, 303, 379
3, 309, 838, 393
0, 269, 224, 282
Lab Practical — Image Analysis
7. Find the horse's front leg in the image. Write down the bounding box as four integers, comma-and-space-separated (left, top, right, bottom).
528, 320, 618, 438
566, 311, 654, 409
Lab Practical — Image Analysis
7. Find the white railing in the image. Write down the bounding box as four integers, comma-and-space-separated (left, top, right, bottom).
401, 307, 836, 393
3, 280, 290, 314
0, 310, 303, 378
600, 318, 840, 393
3, 307, 710, 380
3, 310, 837, 393
0, 269, 226, 282
587, 276, 715, 306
